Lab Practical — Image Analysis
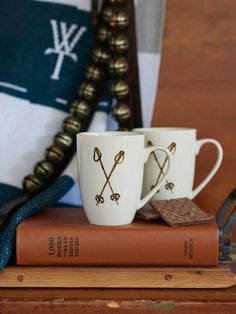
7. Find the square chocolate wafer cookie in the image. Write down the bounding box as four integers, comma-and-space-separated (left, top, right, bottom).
135, 207, 160, 221
150, 198, 214, 227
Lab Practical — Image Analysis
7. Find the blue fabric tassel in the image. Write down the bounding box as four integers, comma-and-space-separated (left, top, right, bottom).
0, 175, 74, 271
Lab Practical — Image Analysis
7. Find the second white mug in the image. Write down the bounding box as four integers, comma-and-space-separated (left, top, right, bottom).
133, 127, 223, 201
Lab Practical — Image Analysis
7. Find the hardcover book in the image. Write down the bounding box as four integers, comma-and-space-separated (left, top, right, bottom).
16, 207, 218, 266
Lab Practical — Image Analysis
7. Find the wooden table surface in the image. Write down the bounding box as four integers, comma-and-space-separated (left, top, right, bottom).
1, 0, 236, 312
0, 286, 236, 313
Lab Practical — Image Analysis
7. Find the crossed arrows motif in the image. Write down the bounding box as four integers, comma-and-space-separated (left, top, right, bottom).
147, 140, 176, 193
93, 147, 125, 206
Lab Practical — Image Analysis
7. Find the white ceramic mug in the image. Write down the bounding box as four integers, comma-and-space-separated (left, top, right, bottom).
133, 127, 223, 201
77, 132, 172, 226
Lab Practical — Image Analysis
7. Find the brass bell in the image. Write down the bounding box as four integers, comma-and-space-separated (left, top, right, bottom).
108, 34, 129, 54
108, 0, 128, 5
112, 102, 131, 122
110, 80, 129, 99
102, 7, 114, 24
85, 64, 104, 82
63, 116, 82, 135
110, 11, 129, 29
22, 174, 43, 194
54, 132, 74, 150
70, 99, 91, 119
97, 26, 112, 43
34, 160, 54, 180
92, 47, 112, 64
78, 81, 97, 101
45, 145, 65, 164
102, 7, 128, 29
108, 56, 129, 76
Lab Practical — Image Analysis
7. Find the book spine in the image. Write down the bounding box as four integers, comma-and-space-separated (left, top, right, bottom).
16, 226, 218, 266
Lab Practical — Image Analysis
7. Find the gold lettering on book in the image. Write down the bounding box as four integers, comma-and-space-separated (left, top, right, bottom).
75, 237, 79, 257
184, 238, 194, 259
48, 237, 55, 255
189, 238, 193, 259
93, 147, 125, 205
69, 237, 74, 257
57, 236, 62, 257
48, 236, 79, 258
63, 236, 68, 257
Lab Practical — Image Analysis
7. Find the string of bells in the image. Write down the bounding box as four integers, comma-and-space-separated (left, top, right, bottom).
22, 0, 133, 194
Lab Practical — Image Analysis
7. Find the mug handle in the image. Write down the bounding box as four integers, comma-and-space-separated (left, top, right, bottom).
137, 147, 172, 209
190, 139, 223, 199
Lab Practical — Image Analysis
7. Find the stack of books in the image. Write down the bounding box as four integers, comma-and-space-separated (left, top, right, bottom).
16, 206, 218, 266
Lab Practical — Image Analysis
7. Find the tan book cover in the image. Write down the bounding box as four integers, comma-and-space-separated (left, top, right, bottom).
16, 207, 218, 266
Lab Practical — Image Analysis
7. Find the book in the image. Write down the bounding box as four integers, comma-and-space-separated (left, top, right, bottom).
16, 207, 219, 266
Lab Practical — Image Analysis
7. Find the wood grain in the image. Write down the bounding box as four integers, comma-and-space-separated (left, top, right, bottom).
0, 300, 236, 314
153, 0, 236, 215
0, 264, 235, 289
1, 286, 236, 302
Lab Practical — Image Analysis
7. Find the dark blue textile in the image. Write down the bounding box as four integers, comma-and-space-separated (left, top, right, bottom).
0, 175, 74, 271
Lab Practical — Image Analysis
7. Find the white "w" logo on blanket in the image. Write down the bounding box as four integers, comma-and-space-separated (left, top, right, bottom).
45, 20, 87, 80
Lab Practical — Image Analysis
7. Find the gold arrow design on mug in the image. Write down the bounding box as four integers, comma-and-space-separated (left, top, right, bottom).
147, 140, 176, 193
93, 147, 125, 205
